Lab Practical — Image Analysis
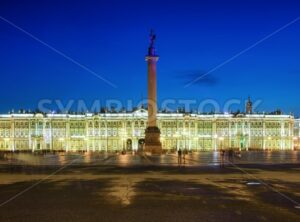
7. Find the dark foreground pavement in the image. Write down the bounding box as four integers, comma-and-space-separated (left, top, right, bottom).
0, 152, 299, 222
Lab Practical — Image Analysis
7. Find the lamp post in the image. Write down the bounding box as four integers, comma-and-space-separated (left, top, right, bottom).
293, 136, 299, 150
174, 132, 180, 151
160, 136, 164, 149
219, 136, 224, 151
122, 132, 126, 151
214, 134, 218, 151
268, 136, 272, 151
59, 137, 64, 151
182, 130, 188, 151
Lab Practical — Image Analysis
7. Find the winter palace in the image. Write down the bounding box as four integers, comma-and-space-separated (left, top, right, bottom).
0, 107, 296, 152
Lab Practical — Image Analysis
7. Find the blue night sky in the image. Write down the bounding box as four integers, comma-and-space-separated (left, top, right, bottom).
0, 0, 300, 115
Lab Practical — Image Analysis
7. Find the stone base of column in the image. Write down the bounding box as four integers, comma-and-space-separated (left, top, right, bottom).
144, 126, 162, 155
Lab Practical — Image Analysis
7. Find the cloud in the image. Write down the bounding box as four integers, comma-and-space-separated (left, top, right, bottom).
175, 69, 219, 86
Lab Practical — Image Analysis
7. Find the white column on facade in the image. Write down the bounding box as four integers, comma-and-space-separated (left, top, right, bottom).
263, 120, 266, 150
131, 119, 134, 149
93, 121, 95, 152
289, 121, 293, 150
32, 121, 35, 152
247, 120, 250, 151
280, 121, 284, 150
42, 119, 45, 150
50, 120, 53, 150
29, 119, 32, 152
188, 121, 191, 150
86, 120, 89, 152
106, 120, 108, 152
229, 121, 231, 149
196, 120, 198, 150
213, 119, 217, 151
123, 120, 126, 150
12, 120, 15, 152
66, 120, 69, 152
236, 122, 238, 149
193, 119, 196, 150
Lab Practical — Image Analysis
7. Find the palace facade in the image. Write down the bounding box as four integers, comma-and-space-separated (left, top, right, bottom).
294, 119, 300, 150
0, 109, 295, 152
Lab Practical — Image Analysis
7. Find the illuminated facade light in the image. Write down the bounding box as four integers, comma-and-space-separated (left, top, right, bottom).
0, 110, 296, 151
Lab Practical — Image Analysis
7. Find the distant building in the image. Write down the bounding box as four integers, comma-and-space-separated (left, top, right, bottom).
246, 97, 253, 114
294, 118, 300, 149
0, 110, 294, 152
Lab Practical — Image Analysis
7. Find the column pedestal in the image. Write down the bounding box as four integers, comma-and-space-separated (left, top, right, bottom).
144, 126, 162, 154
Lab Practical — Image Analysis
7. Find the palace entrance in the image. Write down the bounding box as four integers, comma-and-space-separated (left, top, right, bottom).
138, 139, 145, 151
126, 139, 132, 151
31, 137, 44, 151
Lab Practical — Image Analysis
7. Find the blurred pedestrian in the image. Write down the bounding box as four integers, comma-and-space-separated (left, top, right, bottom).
220, 149, 225, 167
178, 149, 182, 165
183, 149, 187, 164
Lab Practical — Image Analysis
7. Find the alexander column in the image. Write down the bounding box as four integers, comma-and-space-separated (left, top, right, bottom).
144, 30, 162, 154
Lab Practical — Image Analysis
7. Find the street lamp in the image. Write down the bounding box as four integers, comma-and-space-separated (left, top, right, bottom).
182, 130, 188, 151
214, 134, 218, 151
120, 128, 126, 151
268, 136, 272, 151
160, 136, 165, 149
293, 136, 299, 150
174, 132, 180, 151
59, 137, 64, 151
219, 136, 224, 151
